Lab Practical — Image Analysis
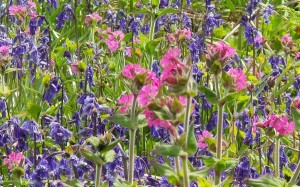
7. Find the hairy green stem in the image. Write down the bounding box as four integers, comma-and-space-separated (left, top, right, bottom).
182, 96, 192, 187
214, 74, 223, 185
275, 137, 280, 178
95, 164, 102, 187
128, 95, 138, 184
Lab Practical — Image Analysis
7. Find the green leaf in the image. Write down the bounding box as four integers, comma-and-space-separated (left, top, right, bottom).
123, 33, 133, 42
4, 68, 22, 74
86, 136, 101, 148
101, 137, 124, 154
108, 115, 135, 129
157, 8, 179, 17
198, 86, 218, 104
152, 144, 187, 157
219, 91, 243, 104
292, 107, 300, 132
152, 0, 159, 6
80, 146, 104, 165
215, 160, 226, 172
133, 8, 152, 15
27, 102, 41, 121
225, 0, 235, 11
61, 179, 84, 187
245, 175, 287, 187
189, 167, 211, 180
150, 160, 178, 177
186, 124, 197, 156
274, 74, 294, 97
103, 150, 116, 163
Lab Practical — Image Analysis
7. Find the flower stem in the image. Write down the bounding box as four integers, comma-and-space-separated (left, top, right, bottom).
275, 137, 280, 178
95, 164, 102, 187
214, 74, 223, 185
182, 156, 189, 187
182, 96, 192, 187
128, 94, 138, 184
128, 128, 136, 184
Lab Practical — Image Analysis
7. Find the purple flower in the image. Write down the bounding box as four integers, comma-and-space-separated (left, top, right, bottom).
56, 4, 73, 30
21, 120, 42, 141
85, 65, 95, 88
0, 101, 6, 118
192, 64, 203, 83
31, 159, 49, 182
151, 61, 161, 77
43, 77, 61, 105
189, 34, 206, 63
48, 0, 58, 8
78, 93, 111, 116
205, 12, 223, 35
261, 4, 274, 24
130, 17, 140, 36
267, 143, 274, 164
159, 0, 169, 8
244, 127, 254, 145
182, 13, 191, 28
49, 122, 72, 144
200, 93, 212, 110
246, 0, 261, 14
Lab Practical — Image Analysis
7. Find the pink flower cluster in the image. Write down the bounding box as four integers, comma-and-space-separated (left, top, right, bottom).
281, 34, 293, 45
161, 47, 185, 85
227, 68, 247, 91
85, 12, 102, 25
260, 114, 295, 136
4, 152, 25, 170
98, 28, 124, 52
168, 28, 192, 43
9, 1, 37, 19
0, 46, 10, 56
292, 97, 300, 110
197, 130, 213, 149
207, 41, 236, 64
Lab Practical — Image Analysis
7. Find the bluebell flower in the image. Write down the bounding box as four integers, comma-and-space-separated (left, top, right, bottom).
263, 165, 272, 175
78, 93, 111, 116
56, 4, 73, 30
71, 111, 81, 126
246, 0, 261, 14
192, 64, 203, 83
205, 12, 223, 35
261, 4, 274, 24
49, 122, 72, 144
0, 101, 6, 118
141, 23, 150, 34
151, 61, 161, 77
57, 158, 72, 177
244, 127, 254, 145
159, 0, 169, 8
130, 17, 141, 36
267, 143, 274, 164
21, 120, 42, 141
189, 34, 206, 63
29, 18, 38, 35
85, 65, 95, 88
199, 93, 211, 110
31, 159, 49, 183
192, 98, 201, 125
285, 93, 292, 115
48, 0, 58, 8
43, 77, 61, 105
280, 146, 288, 168
182, 13, 191, 28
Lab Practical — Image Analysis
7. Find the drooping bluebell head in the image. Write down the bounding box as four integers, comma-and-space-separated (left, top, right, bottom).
49, 122, 72, 144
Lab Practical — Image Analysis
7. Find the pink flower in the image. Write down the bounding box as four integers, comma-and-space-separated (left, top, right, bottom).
118, 93, 133, 114
161, 47, 182, 69
29, 11, 38, 18
293, 97, 300, 110
4, 152, 25, 170
113, 30, 125, 41
144, 109, 172, 129
122, 64, 147, 80
106, 38, 119, 52
125, 47, 132, 57
0, 46, 10, 56
9, 5, 26, 16
207, 41, 236, 63
255, 37, 265, 45
27, 1, 36, 8
197, 130, 213, 149
70, 62, 79, 74
168, 34, 175, 43
85, 12, 102, 25
281, 34, 293, 44
294, 52, 300, 60
137, 79, 161, 107
183, 28, 191, 39
227, 68, 247, 91
262, 114, 295, 136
